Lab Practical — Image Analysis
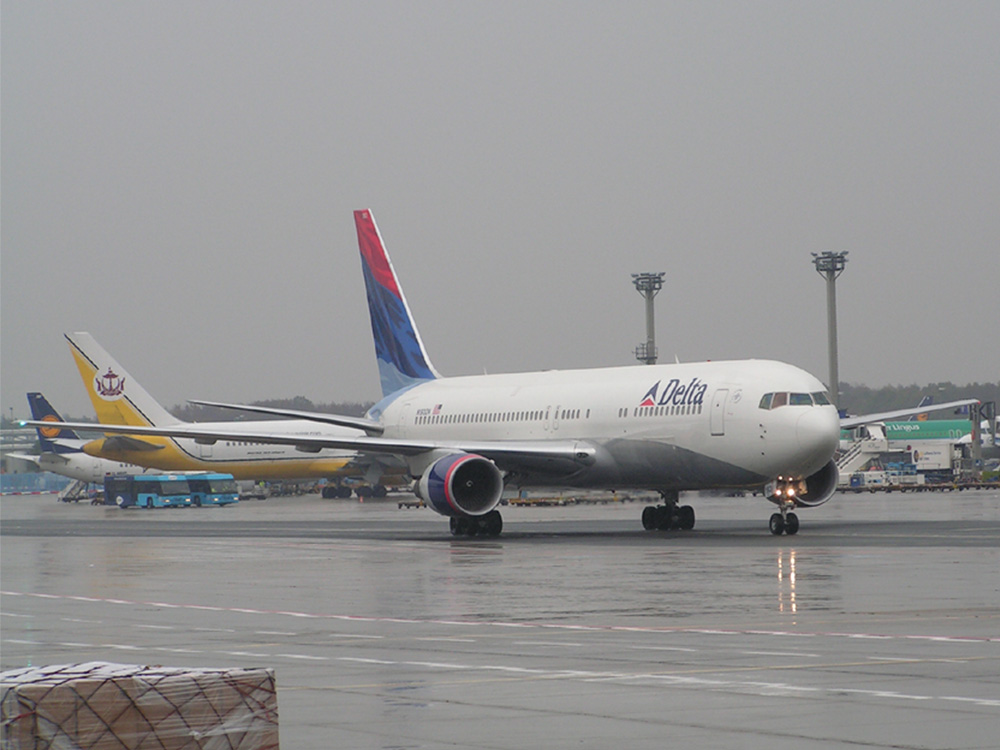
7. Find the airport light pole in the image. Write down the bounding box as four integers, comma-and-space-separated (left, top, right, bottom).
632, 272, 665, 365
811, 251, 849, 409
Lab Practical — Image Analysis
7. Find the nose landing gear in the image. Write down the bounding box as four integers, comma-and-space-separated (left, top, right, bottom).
768, 477, 801, 535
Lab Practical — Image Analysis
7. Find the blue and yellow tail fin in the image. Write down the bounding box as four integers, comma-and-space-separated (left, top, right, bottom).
27, 392, 80, 451
354, 210, 440, 398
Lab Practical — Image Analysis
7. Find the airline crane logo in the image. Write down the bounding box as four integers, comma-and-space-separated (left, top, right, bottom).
639, 378, 708, 407
39, 415, 62, 439
95, 367, 126, 400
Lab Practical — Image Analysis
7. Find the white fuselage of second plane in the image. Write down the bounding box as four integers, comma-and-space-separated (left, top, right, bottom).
376, 359, 840, 491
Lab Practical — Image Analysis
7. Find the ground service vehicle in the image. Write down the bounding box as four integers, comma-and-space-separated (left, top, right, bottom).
104, 474, 193, 508
187, 473, 239, 506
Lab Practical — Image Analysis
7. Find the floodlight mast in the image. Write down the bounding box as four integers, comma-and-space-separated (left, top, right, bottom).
811, 251, 849, 409
632, 272, 665, 365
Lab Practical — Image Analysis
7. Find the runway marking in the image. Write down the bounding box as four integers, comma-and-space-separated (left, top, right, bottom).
416, 637, 477, 643
4, 590, 999, 645
629, 645, 698, 653
330, 634, 384, 640
6, 637, 998, 709
135, 624, 174, 630
743, 651, 820, 658
256, 630, 297, 636
515, 641, 583, 648
60, 617, 103, 624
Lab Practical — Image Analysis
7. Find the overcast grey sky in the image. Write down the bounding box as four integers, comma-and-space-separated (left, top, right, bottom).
3, 1, 998, 419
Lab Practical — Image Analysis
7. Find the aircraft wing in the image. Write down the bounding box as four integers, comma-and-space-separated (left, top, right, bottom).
187, 399, 384, 436
23, 420, 595, 472
840, 399, 980, 428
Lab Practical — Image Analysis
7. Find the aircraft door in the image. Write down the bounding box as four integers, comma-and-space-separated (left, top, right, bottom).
397, 403, 410, 438
710, 389, 728, 436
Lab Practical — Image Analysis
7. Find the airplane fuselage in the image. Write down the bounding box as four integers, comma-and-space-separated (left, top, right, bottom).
376, 359, 840, 492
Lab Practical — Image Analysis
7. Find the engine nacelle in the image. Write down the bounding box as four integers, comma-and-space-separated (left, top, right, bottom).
767, 459, 839, 508
416, 453, 504, 518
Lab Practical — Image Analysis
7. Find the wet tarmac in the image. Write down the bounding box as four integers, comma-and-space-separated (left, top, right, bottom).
3, 490, 999, 749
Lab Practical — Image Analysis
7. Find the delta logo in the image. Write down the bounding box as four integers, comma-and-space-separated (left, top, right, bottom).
95, 367, 126, 400
639, 377, 708, 407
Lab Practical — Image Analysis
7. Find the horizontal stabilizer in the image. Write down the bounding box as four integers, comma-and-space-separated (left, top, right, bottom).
101, 435, 167, 453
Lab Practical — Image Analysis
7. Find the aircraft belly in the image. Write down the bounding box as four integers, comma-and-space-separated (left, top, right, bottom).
583, 438, 765, 490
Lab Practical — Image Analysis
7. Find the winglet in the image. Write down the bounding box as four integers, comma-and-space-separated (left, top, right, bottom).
354, 210, 439, 398
65, 332, 180, 427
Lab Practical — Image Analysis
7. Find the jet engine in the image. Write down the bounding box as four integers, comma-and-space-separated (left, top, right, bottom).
416, 453, 504, 518
768, 459, 839, 508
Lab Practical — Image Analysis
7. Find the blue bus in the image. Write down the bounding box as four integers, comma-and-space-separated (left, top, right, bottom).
104, 474, 193, 508
187, 473, 240, 507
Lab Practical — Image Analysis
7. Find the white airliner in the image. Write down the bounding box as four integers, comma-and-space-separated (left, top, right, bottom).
58, 332, 391, 489
32, 210, 977, 536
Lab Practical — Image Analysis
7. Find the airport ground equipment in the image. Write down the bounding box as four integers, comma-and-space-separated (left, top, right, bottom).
186, 473, 239, 506
104, 473, 195, 508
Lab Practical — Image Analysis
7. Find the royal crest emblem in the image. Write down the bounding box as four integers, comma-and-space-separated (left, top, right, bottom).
95, 367, 126, 400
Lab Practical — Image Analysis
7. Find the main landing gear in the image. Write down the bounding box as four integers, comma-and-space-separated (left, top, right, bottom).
642, 490, 696, 531
450, 510, 503, 538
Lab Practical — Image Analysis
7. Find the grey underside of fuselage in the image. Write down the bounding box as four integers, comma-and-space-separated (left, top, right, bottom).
501, 438, 767, 492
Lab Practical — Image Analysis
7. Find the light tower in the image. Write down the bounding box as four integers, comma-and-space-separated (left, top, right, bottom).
811, 251, 849, 409
632, 272, 665, 365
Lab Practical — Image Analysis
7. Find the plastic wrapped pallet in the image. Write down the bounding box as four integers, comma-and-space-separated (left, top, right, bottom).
1, 662, 278, 750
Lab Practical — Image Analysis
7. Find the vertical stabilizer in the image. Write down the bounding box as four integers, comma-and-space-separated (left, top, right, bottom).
354, 209, 440, 398
65, 332, 181, 427
27, 392, 81, 451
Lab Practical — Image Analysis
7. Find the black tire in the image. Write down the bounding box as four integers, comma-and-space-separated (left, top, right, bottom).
785, 512, 799, 535
677, 505, 696, 530
641, 506, 657, 530
769, 513, 785, 535
482, 510, 503, 537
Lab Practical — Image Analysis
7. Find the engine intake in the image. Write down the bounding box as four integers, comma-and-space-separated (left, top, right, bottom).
416, 453, 504, 518
768, 459, 839, 508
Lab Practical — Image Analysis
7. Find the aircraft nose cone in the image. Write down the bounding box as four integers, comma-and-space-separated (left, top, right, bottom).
796, 407, 840, 465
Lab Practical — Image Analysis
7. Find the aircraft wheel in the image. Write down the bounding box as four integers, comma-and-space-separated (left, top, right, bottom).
450, 517, 467, 536
481, 510, 503, 537
641, 506, 657, 530
769, 513, 785, 535
677, 505, 695, 530
784, 512, 799, 535
654, 506, 673, 530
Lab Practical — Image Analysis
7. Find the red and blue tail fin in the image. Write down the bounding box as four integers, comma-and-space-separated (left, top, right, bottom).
354, 210, 439, 398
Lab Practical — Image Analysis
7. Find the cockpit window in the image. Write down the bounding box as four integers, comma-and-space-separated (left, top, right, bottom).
760, 391, 833, 409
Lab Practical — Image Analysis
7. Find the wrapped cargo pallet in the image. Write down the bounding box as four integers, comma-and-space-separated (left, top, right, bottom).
1, 662, 278, 750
